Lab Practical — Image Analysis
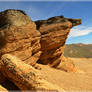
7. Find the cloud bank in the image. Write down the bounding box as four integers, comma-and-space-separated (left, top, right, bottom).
69, 26, 92, 38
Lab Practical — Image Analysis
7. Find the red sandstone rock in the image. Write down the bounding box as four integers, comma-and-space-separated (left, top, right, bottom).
0, 9, 82, 91
35, 16, 81, 71
0, 9, 81, 73
0, 54, 64, 91
0, 9, 41, 67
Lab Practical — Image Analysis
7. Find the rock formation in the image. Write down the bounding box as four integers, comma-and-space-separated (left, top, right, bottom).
0, 9, 81, 72
0, 54, 64, 91
0, 9, 82, 91
35, 16, 81, 71
0, 9, 41, 68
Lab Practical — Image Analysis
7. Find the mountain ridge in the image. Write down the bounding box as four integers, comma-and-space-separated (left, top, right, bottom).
64, 43, 92, 58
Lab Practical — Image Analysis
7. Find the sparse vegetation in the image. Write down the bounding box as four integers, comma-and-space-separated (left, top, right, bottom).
64, 43, 92, 58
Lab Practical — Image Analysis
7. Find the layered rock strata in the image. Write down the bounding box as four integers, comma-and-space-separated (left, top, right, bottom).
0, 9, 82, 91
0, 54, 63, 91
35, 16, 81, 71
0, 9, 41, 67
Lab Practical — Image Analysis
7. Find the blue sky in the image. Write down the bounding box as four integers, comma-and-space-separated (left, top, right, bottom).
0, 1, 92, 44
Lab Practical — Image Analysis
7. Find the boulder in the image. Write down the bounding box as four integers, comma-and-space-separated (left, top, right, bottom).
0, 54, 64, 91
0, 9, 41, 67
35, 16, 81, 71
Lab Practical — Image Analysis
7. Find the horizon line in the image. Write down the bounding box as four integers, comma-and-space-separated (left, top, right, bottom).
66, 43, 92, 44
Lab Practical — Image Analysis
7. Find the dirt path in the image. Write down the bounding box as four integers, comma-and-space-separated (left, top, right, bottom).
39, 58, 92, 91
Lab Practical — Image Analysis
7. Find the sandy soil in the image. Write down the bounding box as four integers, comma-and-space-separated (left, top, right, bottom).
39, 58, 92, 91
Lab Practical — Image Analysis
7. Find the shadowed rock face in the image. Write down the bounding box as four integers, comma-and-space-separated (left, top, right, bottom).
35, 16, 81, 70
0, 9, 41, 67
67, 18, 81, 27
0, 9, 31, 27
35, 16, 81, 30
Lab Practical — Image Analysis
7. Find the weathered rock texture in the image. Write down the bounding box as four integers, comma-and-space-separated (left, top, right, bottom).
0, 54, 63, 91
35, 16, 81, 71
0, 9, 81, 72
0, 9, 41, 67
0, 9, 82, 91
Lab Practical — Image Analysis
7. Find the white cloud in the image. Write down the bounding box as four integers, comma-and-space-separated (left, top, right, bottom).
69, 26, 92, 38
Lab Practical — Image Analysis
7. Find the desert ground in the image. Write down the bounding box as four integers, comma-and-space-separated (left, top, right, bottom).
40, 58, 92, 91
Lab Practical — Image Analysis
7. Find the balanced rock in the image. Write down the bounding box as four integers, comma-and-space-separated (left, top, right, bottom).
0, 9, 41, 67
35, 16, 81, 71
0, 54, 64, 91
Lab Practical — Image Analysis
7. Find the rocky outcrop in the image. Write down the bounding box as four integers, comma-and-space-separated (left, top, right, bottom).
35, 16, 81, 71
0, 9, 81, 72
0, 9, 82, 91
0, 9, 41, 67
0, 54, 64, 91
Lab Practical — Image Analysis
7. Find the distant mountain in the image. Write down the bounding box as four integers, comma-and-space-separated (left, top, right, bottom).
64, 43, 92, 58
